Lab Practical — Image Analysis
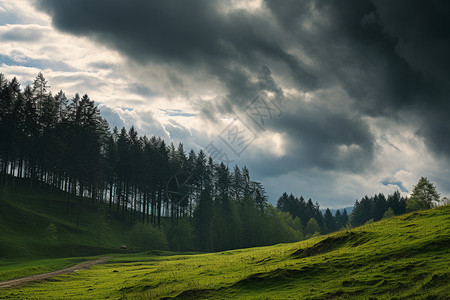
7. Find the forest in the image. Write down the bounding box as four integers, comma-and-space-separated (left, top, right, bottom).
0, 73, 435, 253
0, 73, 301, 252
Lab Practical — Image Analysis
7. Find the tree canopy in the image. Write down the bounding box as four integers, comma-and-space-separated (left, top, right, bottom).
407, 177, 440, 211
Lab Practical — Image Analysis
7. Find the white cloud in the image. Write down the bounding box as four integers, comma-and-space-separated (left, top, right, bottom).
0, 1, 45, 24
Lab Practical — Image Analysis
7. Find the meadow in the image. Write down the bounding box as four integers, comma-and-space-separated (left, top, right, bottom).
0, 203, 449, 299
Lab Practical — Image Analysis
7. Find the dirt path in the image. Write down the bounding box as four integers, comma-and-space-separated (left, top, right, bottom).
0, 256, 112, 288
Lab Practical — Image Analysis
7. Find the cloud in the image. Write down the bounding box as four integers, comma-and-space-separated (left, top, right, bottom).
12, 0, 449, 205
34, 0, 450, 158
0, 52, 75, 72
0, 0, 50, 25
381, 177, 408, 193
0, 24, 45, 42
98, 104, 127, 130
35, 0, 317, 106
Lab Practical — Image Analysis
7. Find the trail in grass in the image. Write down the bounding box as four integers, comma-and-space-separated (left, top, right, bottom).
0, 256, 112, 288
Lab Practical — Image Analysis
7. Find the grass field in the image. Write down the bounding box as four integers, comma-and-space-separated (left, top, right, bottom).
0, 203, 449, 299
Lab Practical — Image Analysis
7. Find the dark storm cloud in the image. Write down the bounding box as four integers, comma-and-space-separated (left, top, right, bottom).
371, 0, 450, 157
35, 0, 317, 105
267, 0, 450, 159
248, 96, 375, 176
35, 0, 450, 171
269, 0, 425, 113
321, 0, 449, 155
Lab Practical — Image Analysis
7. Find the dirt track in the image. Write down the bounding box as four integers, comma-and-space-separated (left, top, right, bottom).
0, 256, 112, 288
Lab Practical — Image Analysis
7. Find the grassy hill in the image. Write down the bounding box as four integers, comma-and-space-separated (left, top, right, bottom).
0, 190, 448, 299
0, 181, 132, 260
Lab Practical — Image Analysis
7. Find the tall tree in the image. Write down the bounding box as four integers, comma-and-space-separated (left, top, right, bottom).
387, 191, 407, 215
323, 208, 336, 233
407, 177, 440, 211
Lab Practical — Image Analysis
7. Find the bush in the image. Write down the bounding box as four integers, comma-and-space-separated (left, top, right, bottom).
383, 207, 394, 219
129, 223, 168, 250
305, 218, 321, 236
165, 218, 195, 251
45, 223, 58, 243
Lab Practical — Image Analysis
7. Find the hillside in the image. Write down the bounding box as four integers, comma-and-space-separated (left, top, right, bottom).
0, 181, 132, 260
0, 204, 448, 299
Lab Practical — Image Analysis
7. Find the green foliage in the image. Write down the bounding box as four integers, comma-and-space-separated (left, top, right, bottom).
407, 177, 440, 211
45, 223, 58, 243
334, 209, 349, 229
311, 231, 321, 238
277, 193, 323, 229
265, 207, 302, 243
351, 191, 407, 227
1, 74, 275, 253
383, 207, 395, 219
278, 211, 304, 233
129, 223, 168, 251
323, 208, 336, 233
305, 217, 321, 237
364, 218, 374, 225
166, 219, 195, 251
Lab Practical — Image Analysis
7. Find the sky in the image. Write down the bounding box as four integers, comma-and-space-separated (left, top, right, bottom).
1, 0, 449, 208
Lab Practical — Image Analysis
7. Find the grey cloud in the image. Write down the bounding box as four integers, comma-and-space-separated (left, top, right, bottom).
87, 61, 116, 70
268, 99, 374, 174
34, 0, 450, 174
267, 0, 450, 159
164, 119, 192, 141
127, 83, 157, 98
35, 0, 317, 109
0, 25, 44, 42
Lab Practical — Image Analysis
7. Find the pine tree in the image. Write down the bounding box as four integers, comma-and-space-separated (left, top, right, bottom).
341, 209, 349, 227
387, 190, 407, 215
324, 208, 336, 233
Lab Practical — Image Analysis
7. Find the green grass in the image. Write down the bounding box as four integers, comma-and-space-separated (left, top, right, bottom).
1, 205, 449, 299
0, 182, 132, 260
0, 256, 93, 282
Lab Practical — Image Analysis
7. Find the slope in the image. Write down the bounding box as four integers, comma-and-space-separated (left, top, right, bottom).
0, 181, 131, 260
0, 205, 448, 299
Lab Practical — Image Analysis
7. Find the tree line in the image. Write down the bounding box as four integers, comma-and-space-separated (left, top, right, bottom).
0, 73, 304, 251
350, 177, 443, 227
276, 193, 349, 236
1, 73, 445, 252
276, 190, 416, 236
277, 177, 444, 236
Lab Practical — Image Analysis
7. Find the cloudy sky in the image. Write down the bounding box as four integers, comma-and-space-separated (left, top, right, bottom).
1, 0, 449, 208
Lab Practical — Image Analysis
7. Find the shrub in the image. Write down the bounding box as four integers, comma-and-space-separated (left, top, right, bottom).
129, 223, 168, 250
166, 218, 195, 251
